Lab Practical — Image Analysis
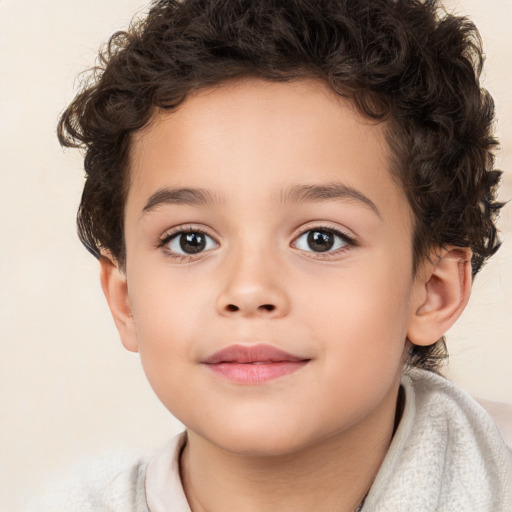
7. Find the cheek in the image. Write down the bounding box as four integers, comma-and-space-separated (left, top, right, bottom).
127, 269, 209, 360
301, 267, 412, 422
126, 274, 204, 414
297, 249, 414, 360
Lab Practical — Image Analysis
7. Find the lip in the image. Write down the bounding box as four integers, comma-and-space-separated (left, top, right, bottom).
202, 344, 310, 384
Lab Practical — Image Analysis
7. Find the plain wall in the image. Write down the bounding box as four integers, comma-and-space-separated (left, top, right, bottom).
1, 0, 511, 509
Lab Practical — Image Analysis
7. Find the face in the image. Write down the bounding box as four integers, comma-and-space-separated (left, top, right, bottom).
121, 79, 421, 456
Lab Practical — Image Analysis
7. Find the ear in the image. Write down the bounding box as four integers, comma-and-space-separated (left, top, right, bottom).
407, 247, 472, 347
99, 255, 139, 353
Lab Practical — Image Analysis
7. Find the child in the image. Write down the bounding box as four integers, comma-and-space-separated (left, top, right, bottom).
50, 0, 512, 510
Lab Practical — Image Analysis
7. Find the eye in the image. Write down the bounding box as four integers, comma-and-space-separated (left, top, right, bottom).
293, 228, 352, 253
164, 230, 218, 256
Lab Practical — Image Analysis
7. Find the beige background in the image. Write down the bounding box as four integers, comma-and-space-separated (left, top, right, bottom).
0, 0, 511, 509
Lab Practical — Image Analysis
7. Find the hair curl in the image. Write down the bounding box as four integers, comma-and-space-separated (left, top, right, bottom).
58, 0, 503, 371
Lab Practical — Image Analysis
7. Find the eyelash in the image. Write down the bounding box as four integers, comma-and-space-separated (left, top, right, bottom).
158, 226, 217, 263
292, 224, 356, 260
157, 224, 357, 262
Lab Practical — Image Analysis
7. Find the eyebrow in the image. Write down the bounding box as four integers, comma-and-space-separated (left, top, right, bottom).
279, 183, 381, 218
142, 187, 221, 214
141, 182, 381, 218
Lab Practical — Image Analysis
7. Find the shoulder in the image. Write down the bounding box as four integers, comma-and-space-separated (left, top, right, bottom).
24, 455, 150, 512
403, 368, 512, 472
405, 368, 512, 449
474, 397, 512, 450
363, 369, 512, 511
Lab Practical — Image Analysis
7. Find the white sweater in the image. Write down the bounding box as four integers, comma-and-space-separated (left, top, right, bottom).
28, 369, 512, 512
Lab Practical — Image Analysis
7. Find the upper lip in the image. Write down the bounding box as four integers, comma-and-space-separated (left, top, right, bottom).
203, 344, 308, 364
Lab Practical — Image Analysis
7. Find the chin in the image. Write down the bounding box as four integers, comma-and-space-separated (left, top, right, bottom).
216, 433, 307, 458
194, 416, 324, 458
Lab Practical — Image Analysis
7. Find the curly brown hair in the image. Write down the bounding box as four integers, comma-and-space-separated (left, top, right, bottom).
58, 0, 503, 371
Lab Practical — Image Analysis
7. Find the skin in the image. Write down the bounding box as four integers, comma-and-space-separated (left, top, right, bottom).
101, 79, 472, 511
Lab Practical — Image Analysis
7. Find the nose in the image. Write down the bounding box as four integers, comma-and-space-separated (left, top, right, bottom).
216, 247, 290, 319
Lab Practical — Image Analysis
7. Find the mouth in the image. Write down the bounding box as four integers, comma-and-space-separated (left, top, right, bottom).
202, 344, 310, 384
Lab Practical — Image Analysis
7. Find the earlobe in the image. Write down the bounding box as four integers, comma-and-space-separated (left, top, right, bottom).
99, 255, 139, 353
407, 247, 472, 347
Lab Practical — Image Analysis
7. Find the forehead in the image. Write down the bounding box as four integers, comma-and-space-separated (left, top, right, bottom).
127, 79, 412, 231
131, 79, 387, 173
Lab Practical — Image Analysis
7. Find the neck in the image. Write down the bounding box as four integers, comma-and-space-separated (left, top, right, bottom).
180, 383, 401, 512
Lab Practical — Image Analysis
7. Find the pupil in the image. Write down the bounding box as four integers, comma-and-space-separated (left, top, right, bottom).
307, 230, 334, 252
180, 232, 206, 254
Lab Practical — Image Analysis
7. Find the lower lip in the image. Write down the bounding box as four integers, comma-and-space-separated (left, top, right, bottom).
204, 361, 308, 384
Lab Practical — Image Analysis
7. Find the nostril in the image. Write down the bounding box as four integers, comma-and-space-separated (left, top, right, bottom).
223, 303, 276, 313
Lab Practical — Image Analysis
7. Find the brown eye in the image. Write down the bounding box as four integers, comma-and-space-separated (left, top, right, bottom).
180, 232, 206, 254
307, 230, 335, 252
166, 230, 218, 255
294, 228, 351, 254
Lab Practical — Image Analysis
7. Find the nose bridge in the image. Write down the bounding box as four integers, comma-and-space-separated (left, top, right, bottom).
216, 233, 289, 317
